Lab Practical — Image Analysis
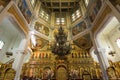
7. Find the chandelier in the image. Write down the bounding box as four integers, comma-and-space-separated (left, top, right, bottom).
51, 25, 71, 56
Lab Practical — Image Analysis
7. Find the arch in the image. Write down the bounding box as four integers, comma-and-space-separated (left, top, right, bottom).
94, 13, 117, 68
3, 68, 16, 80
82, 70, 91, 80
57, 65, 67, 70
94, 13, 113, 46
56, 66, 67, 80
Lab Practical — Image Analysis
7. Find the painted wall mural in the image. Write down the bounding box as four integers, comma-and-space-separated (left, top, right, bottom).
89, 0, 102, 22
18, 0, 32, 23
73, 34, 92, 50
35, 36, 49, 49
34, 22, 49, 36
43, 67, 54, 79
72, 21, 86, 36
69, 69, 79, 79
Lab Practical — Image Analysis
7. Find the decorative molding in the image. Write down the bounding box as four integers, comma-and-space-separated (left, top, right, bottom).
8, 5, 29, 35
92, 5, 112, 34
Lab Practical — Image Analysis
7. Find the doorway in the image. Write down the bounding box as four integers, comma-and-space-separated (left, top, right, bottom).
56, 67, 67, 80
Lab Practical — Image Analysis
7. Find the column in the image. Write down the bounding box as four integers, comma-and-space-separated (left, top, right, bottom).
14, 31, 32, 80
94, 50, 109, 80
14, 51, 26, 80
90, 32, 109, 80
50, 12, 55, 29
66, 12, 71, 29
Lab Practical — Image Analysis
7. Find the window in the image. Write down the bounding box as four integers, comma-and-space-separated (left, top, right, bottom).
39, 9, 50, 21
56, 18, 65, 25
0, 40, 4, 50
71, 9, 81, 22
116, 38, 120, 48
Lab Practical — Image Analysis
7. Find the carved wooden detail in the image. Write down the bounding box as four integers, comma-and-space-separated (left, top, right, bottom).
0, 63, 16, 80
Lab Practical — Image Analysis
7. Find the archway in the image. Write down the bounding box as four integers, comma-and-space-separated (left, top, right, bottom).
56, 65, 67, 80
3, 68, 15, 80
82, 70, 91, 80
96, 16, 120, 65
95, 16, 120, 79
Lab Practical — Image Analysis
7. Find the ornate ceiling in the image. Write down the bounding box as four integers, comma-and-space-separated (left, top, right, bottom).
40, 0, 80, 12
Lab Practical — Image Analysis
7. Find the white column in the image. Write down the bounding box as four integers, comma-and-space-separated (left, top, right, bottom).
94, 50, 109, 80
14, 31, 32, 80
14, 51, 26, 80
13, 38, 27, 80
90, 32, 109, 80
97, 48, 110, 68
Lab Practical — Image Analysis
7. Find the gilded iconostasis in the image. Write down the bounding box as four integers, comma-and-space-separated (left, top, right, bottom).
0, 0, 120, 80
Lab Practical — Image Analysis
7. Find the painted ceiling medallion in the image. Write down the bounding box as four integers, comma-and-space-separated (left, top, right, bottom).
74, 34, 92, 50
78, 37, 91, 49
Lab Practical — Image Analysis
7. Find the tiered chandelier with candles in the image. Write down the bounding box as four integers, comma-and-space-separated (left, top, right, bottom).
51, 25, 71, 56
51, 9, 71, 56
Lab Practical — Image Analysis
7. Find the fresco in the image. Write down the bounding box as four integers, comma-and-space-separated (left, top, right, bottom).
43, 67, 54, 79
73, 34, 92, 50
18, 0, 32, 23
35, 36, 49, 49
72, 21, 86, 36
34, 22, 49, 36
89, 0, 102, 22
69, 69, 79, 79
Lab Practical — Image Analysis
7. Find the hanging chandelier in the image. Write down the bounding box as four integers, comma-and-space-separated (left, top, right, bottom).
51, 25, 71, 56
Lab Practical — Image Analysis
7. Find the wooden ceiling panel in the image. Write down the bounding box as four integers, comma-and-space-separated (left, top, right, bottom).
40, 0, 80, 12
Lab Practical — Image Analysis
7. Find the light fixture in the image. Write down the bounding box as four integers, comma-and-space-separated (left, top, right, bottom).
6, 52, 13, 57
51, 25, 71, 56
51, 9, 71, 56
108, 51, 116, 56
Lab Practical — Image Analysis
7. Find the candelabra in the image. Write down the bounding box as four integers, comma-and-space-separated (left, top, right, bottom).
51, 26, 71, 56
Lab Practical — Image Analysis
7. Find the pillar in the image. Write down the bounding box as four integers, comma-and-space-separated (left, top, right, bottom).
14, 31, 32, 80
90, 32, 109, 80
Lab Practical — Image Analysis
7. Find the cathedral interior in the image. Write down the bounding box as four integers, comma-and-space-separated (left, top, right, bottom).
0, 0, 120, 80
